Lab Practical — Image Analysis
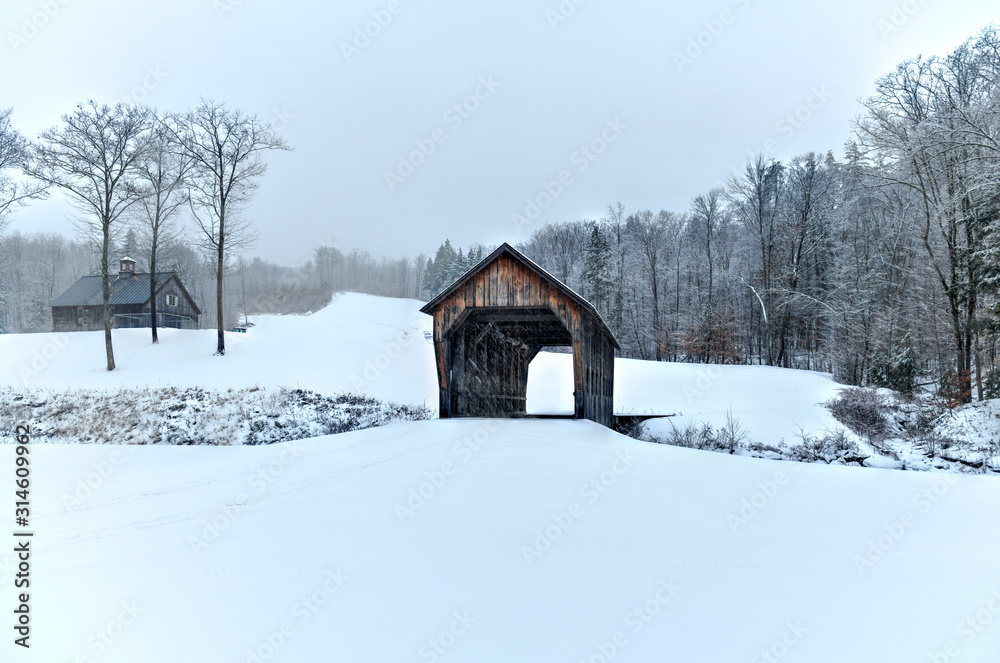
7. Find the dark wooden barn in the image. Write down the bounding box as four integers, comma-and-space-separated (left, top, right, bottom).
51, 258, 201, 332
420, 243, 619, 428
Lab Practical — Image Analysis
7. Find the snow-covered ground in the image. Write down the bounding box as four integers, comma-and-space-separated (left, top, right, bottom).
0, 294, 440, 409
528, 352, 846, 444
2, 292, 849, 445
4, 419, 1000, 662
934, 399, 1000, 449
2, 293, 1000, 660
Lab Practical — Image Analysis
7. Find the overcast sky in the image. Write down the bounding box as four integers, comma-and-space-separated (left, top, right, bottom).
2, 0, 997, 265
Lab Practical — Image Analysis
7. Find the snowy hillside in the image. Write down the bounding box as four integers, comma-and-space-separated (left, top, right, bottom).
1, 293, 849, 445
0, 294, 439, 409
4, 420, 1000, 662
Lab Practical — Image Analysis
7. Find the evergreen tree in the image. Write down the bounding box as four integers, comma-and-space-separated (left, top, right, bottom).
447, 248, 467, 283
582, 224, 612, 311
423, 240, 458, 296
123, 228, 139, 262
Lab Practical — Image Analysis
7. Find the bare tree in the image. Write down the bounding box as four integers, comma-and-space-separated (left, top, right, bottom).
691, 187, 724, 310
854, 33, 1000, 402
168, 100, 291, 355
603, 201, 628, 334
727, 155, 785, 365
134, 120, 191, 343
627, 209, 669, 360
27, 101, 151, 370
0, 109, 47, 233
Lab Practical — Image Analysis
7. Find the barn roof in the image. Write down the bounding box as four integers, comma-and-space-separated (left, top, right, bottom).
420, 242, 620, 348
52, 272, 200, 313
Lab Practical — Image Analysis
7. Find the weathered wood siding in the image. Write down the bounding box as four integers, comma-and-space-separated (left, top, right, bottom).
429, 253, 616, 427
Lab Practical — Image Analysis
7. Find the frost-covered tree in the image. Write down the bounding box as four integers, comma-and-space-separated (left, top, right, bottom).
423, 239, 458, 296
28, 101, 152, 370
0, 109, 46, 235
582, 224, 612, 311
854, 29, 1000, 402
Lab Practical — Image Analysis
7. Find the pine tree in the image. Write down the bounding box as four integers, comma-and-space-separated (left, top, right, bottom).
582, 225, 612, 311
447, 248, 467, 283
423, 240, 458, 296
123, 228, 139, 262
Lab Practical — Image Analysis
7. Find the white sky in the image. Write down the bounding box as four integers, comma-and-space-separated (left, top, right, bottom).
1, 0, 997, 265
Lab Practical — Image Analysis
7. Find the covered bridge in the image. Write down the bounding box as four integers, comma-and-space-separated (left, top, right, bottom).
420, 243, 619, 428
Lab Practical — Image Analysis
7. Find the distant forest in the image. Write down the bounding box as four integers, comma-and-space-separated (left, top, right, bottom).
2, 27, 999, 403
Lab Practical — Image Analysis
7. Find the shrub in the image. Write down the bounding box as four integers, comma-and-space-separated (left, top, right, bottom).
789, 429, 868, 465
0, 385, 431, 446
868, 342, 920, 394
983, 367, 1000, 400
938, 371, 973, 410
649, 411, 753, 454
826, 388, 890, 443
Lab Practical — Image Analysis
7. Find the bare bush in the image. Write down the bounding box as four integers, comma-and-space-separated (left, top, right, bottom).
0, 386, 430, 445
789, 429, 869, 465
649, 412, 754, 454
826, 388, 890, 445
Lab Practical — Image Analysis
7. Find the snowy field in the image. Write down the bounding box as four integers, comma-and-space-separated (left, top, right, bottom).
2, 293, 1000, 660
3, 420, 1000, 662
0, 294, 440, 409
1, 292, 849, 445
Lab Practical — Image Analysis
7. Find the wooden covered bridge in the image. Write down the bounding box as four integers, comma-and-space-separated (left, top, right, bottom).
420, 243, 619, 428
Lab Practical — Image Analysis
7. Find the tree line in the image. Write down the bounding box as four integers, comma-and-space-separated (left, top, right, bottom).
0, 228, 430, 337
3, 27, 998, 400
425, 27, 1000, 404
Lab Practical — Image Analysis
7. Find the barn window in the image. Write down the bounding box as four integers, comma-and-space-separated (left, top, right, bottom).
166, 294, 179, 307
